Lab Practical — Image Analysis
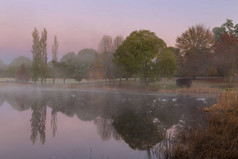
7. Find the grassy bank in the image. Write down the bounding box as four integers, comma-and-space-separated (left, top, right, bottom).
0, 77, 238, 93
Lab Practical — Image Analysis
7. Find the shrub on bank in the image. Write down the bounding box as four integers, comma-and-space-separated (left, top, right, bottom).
176, 78, 192, 88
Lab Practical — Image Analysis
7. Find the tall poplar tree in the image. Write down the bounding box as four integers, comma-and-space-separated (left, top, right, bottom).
31, 28, 48, 84
31, 28, 41, 83
40, 28, 48, 84
51, 35, 58, 84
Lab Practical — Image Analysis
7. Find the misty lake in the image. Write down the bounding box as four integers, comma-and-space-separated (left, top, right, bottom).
0, 87, 216, 159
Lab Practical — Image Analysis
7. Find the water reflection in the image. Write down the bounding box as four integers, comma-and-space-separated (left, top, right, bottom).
30, 102, 46, 144
113, 108, 164, 150
0, 89, 216, 156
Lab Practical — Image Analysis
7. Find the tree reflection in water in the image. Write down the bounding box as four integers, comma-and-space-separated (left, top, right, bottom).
51, 110, 57, 138
113, 108, 165, 150
2, 89, 216, 157
94, 117, 121, 141
30, 102, 47, 144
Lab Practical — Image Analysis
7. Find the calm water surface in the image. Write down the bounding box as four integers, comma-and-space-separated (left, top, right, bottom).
0, 88, 216, 159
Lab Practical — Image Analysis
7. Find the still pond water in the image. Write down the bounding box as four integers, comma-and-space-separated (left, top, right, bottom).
0, 88, 216, 159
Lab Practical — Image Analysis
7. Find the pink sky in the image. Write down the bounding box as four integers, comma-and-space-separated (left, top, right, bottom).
1, 0, 238, 63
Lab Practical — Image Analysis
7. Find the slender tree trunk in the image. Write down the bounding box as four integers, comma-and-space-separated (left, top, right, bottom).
63, 78, 66, 84
53, 78, 55, 84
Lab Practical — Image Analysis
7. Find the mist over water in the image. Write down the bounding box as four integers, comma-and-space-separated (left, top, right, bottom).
0, 87, 216, 159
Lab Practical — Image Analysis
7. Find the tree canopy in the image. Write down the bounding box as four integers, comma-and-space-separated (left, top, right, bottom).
176, 25, 214, 55
213, 33, 238, 87
176, 25, 214, 77
9, 56, 32, 68
77, 48, 97, 65
213, 19, 238, 41
61, 52, 77, 64
155, 49, 177, 78
114, 30, 168, 85
7, 56, 32, 77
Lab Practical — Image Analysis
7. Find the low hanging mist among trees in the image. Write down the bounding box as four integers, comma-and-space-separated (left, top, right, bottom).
15, 64, 29, 83
7, 56, 32, 77
0, 19, 237, 87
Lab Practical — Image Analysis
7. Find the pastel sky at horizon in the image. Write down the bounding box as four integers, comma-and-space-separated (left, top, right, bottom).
1, 0, 238, 63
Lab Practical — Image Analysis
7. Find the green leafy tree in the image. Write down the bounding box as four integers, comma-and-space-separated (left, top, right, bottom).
155, 49, 177, 78
213, 19, 238, 41
167, 47, 181, 76
114, 30, 166, 85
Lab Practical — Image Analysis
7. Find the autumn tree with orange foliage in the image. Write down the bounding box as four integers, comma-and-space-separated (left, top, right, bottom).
176, 25, 214, 78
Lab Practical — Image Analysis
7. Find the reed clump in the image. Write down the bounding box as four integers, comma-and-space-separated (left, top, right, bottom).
166, 91, 238, 159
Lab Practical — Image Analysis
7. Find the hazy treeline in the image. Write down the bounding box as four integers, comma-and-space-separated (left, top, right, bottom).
1, 19, 237, 86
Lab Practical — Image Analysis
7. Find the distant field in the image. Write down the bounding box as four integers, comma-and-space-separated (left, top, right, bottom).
0, 77, 237, 93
